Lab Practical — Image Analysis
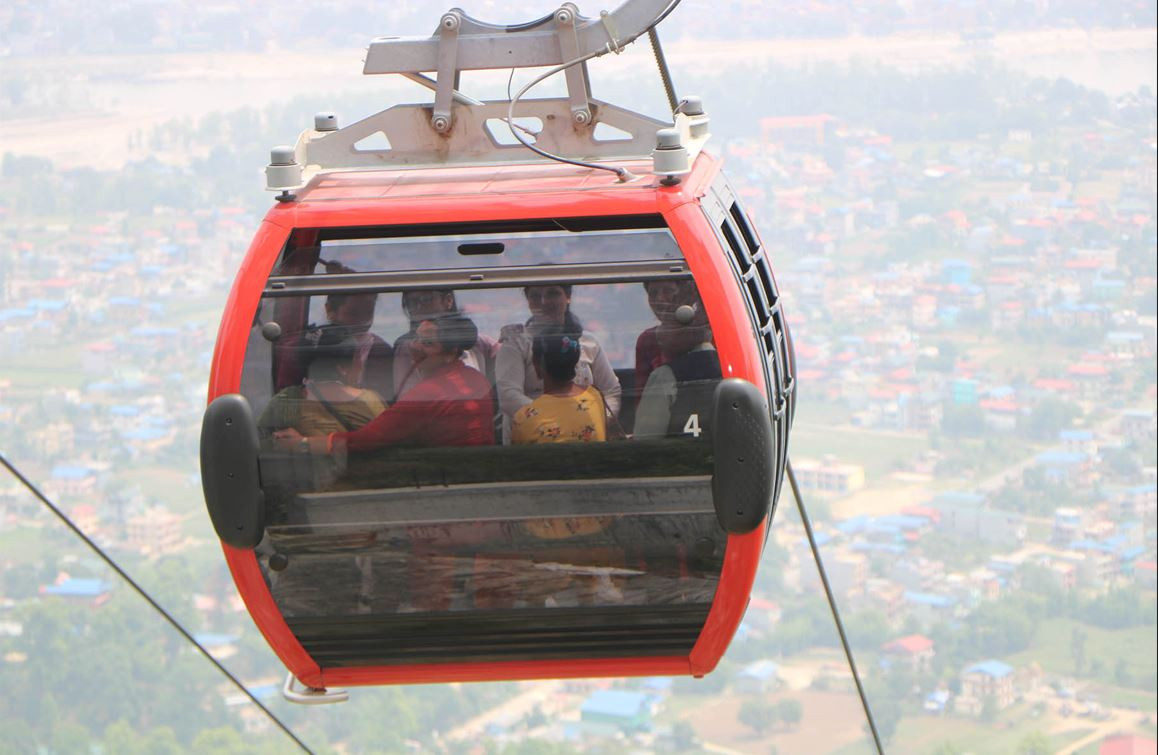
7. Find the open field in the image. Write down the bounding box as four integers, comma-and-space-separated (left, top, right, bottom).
1006, 618, 1158, 688
789, 424, 928, 482
1, 27, 1153, 170
674, 689, 871, 754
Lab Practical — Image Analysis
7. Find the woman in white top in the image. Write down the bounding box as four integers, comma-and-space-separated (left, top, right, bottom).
496, 284, 621, 423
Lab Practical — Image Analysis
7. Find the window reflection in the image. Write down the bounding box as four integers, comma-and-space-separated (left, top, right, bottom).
238, 227, 728, 649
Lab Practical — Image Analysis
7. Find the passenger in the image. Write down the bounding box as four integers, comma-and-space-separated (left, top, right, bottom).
496, 284, 621, 424
510, 326, 608, 444
259, 325, 387, 439
275, 289, 394, 401
273, 314, 493, 453
634, 280, 705, 398
392, 289, 498, 398
634, 303, 721, 439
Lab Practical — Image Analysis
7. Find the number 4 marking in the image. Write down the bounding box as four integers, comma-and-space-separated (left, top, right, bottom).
683, 413, 702, 438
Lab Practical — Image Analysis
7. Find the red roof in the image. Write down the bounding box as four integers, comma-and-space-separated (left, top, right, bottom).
884, 634, 934, 655
980, 399, 1020, 413
1068, 363, 1109, 377
1099, 734, 1158, 755
1033, 378, 1075, 392
902, 506, 941, 523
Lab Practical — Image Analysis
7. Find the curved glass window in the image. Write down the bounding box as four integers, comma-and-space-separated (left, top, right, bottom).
236, 220, 726, 665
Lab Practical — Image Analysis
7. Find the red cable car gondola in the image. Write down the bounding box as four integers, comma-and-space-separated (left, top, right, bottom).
201, 0, 794, 700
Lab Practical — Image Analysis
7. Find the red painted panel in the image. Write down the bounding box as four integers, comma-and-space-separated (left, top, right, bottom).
209, 152, 774, 685
322, 655, 690, 688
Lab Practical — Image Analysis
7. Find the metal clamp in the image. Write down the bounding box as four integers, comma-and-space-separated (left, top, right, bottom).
555, 4, 592, 126
432, 11, 462, 133
282, 672, 349, 705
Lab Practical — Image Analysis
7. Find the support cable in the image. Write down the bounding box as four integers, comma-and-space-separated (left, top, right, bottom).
506, 0, 684, 181
787, 457, 885, 755
0, 452, 314, 755
647, 27, 679, 114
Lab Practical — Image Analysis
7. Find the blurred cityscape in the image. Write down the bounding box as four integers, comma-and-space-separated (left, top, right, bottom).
0, 1, 1155, 753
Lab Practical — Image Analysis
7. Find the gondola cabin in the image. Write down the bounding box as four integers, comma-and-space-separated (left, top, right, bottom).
201, 3, 795, 697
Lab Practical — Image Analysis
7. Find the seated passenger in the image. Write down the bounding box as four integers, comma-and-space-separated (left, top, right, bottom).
273, 314, 493, 453
511, 326, 608, 444
392, 289, 498, 398
496, 284, 621, 423
275, 288, 394, 401
258, 324, 386, 438
634, 305, 721, 439
634, 280, 707, 400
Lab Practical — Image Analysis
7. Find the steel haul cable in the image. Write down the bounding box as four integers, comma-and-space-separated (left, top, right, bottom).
0, 452, 314, 755
787, 457, 885, 754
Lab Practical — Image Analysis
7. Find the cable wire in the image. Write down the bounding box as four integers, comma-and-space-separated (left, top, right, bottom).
647, 27, 679, 114
505, 0, 684, 180
0, 452, 314, 755
787, 457, 885, 755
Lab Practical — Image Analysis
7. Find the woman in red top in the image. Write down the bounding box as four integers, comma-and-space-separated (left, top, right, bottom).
273, 314, 493, 453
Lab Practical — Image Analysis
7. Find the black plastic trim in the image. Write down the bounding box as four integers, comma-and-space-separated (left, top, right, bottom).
287, 604, 711, 666
711, 379, 774, 534
201, 394, 265, 549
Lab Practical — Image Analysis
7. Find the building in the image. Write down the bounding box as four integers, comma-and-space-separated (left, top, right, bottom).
933, 493, 1025, 546
881, 634, 935, 671
958, 660, 1016, 713
1120, 409, 1157, 442
125, 506, 184, 555
790, 456, 866, 495
733, 659, 780, 693
579, 690, 653, 734
1035, 451, 1094, 486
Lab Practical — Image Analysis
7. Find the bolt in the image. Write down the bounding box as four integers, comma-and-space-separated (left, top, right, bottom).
441, 13, 460, 30
432, 115, 450, 133
556, 8, 572, 23
572, 109, 591, 125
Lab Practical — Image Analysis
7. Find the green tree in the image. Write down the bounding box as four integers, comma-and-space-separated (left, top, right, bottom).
1070, 627, 1087, 674
50, 721, 92, 755
1016, 730, 1051, 755
671, 721, 698, 751
738, 699, 776, 736
776, 698, 803, 728
0, 718, 38, 755
1022, 398, 1081, 440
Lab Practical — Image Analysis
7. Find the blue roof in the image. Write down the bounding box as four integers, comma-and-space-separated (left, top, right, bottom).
1058, 430, 1093, 441
965, 660, 1013, 678
27, 299, 67, 311
581, 690, 650, 718
192, 633, 240, 647
800, 532, 832, 548
738, 660, 779, 680
50, 465, 94, 480
905, 591, 955, 608
640, 677, 673, 691
877, 515, 930, 530
120, 427, 168, 441
109, 404, 141, 417
42, 578, 112, 597
1069, 539, 1114, 553
851, 542, 907, 554
837, 515, 871, 534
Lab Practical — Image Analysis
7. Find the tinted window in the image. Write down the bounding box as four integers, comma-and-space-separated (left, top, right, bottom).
236, 223, 727, 660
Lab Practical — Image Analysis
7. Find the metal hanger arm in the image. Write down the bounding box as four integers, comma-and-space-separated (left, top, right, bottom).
364, 0, 678, 75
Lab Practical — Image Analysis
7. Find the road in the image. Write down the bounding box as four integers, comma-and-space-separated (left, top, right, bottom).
441, 679, 565, 742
